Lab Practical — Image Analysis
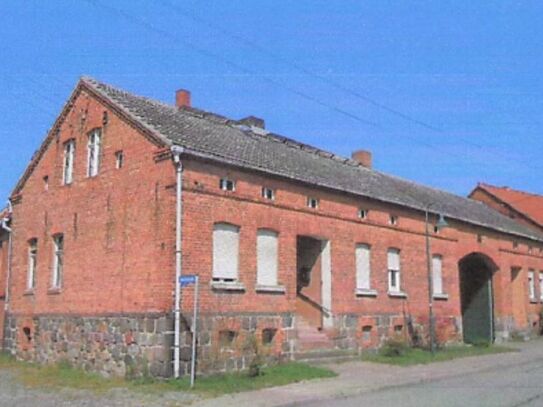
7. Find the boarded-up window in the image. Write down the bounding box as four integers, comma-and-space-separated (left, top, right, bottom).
432, 255, 443, 295
355, 244, 371, 290
87, 129, 101, 177
539, 272, 543, 301
212, 223, 240, 281
63, 140, 75, 185
52, 234, 64, 289
27, 239, 38, 290
257, 229, 278, 286
387, 248, 401, 292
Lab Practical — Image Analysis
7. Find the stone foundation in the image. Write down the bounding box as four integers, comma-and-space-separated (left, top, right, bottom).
4, 313, 173, 378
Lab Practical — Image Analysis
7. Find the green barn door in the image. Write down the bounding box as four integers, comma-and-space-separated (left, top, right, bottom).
460, 268, 493, 344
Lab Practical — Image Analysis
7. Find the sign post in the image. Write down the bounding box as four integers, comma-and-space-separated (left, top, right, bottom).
179, 275, 199, 388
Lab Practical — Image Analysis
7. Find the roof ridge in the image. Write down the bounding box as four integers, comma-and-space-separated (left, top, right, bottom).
480, 182, 543, 199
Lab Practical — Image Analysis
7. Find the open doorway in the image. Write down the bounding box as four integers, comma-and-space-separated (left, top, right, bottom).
296, 236, 332, 330
458, 253, 497, 344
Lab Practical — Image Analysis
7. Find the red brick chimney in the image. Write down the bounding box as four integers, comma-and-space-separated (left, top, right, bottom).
351, 150, 372, 168
175, 89, 191, 108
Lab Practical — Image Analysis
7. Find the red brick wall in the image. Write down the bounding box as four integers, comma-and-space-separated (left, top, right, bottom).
0, 231, 8, 345
9, 89, 176, 318
7, 88, 543, 347
180, 159, 543, 336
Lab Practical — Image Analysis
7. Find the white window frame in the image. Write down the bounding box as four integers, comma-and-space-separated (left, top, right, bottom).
212, 223, 240, 282
27, 239, 38, 291
51, 234, 64, 289
528, 270, 536, 301
256, 229, 279, 288
355, 243, 376, 296
63, 140, 75, 185
261, 187, 275, 200
219, 178, 236, 192
87, 129, 102, 177
115, 150, 124, 169
432, 255, 445, 297
358, 208, 368, 220
307, 197, 319, 209
387, 248, 401, 294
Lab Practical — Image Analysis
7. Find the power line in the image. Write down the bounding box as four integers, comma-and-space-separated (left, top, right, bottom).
159, 0, 443, 133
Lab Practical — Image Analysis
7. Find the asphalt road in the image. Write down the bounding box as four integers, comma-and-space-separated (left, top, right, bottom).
303, 356, 543, 407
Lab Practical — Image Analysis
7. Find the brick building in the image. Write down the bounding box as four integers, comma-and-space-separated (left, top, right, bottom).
470, 183, 543, 233
2, 77, 543, 378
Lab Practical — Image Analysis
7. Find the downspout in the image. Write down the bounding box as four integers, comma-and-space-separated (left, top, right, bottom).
171, 146, 184, 379
2, 199, 13, 313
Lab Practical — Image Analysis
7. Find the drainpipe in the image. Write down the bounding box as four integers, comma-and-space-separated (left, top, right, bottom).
171, 146, 184, 379
2, 200, 13, 315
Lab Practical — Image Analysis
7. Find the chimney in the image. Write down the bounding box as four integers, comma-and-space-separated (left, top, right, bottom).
351, 150, 372, 168
175, 89, 191, 108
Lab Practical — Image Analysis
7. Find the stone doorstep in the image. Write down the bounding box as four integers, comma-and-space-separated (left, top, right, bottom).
293, 348, 359, 364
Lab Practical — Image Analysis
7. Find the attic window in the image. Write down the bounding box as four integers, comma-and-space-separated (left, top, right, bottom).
513, 241, 519, 249
307, 197, 319, 209
389, 215, 398, 226
358, 209, 368, 220
262, 187, 275, 200
43, 176, 49, 191
219, 178, 235, 192
477, 234, 484, 243
102, 111, 109, 125
115, 151, 124, 169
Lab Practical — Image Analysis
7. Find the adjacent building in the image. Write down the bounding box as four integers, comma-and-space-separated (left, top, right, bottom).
2, 77, 543, 378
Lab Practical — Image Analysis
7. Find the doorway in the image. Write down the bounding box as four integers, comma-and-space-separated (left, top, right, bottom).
458, 253, 496, 344
296, 236, 332, 329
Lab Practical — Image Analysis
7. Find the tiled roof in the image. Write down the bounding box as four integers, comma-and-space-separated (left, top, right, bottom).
474, 183, 543, 228
82, 77, 543, 242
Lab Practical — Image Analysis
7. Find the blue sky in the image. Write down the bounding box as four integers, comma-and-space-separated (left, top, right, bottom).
1, 1, 543, 203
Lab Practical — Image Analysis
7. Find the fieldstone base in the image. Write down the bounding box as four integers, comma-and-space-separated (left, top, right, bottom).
4, 313, 173, 378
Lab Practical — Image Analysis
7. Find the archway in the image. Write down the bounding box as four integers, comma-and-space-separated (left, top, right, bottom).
458, 253, 497, 344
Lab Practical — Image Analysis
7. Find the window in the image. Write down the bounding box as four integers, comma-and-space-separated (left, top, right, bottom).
387, 249, 401, 293
358, 209, 368, 220
355, 244, 372, 292
513, 241, 519, 249
540, 272, 543, 301
307, 197, 319, 209
63, 140, 75, 185
115, 151, 124, 169
212, 223, 239, 281
27, 239, 38, 291
528, 270, 536, 301
261, 187, 275, 200
51, 234, 64, 289
87, 129, 102, 177
389, 215, 398, 226
432, 255, 443, 295
257, 229, 279, 286
43, 176, 49, 191
219, 178, 235, 191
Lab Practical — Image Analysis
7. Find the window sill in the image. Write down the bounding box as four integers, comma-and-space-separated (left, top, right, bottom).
355, 288, 378, 297
530, 299, 539, 304
433, 293, 449, 301
23, 290, 35, 296
47, 288, 62, 295
388, 291, 407, 298
211, 281, 246, 292
255, 284, 286, 294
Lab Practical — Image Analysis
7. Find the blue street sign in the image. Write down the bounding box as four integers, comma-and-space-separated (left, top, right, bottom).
179, 275, 197, 287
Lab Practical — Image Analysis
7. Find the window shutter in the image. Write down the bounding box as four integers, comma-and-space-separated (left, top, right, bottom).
257, 229, 278, 286
355, 244, 371, 290
212, 224, 239, 280
432, 255, 443, 294
387, 249, 400, 270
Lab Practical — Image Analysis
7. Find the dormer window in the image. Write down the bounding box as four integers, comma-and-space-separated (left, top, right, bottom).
307, 197, 319, 209
87, 129, 102, 177
262, 187, 275, 200
220, 178, 235, 192
389, 215, 398, 226
358, 209, 368, 220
